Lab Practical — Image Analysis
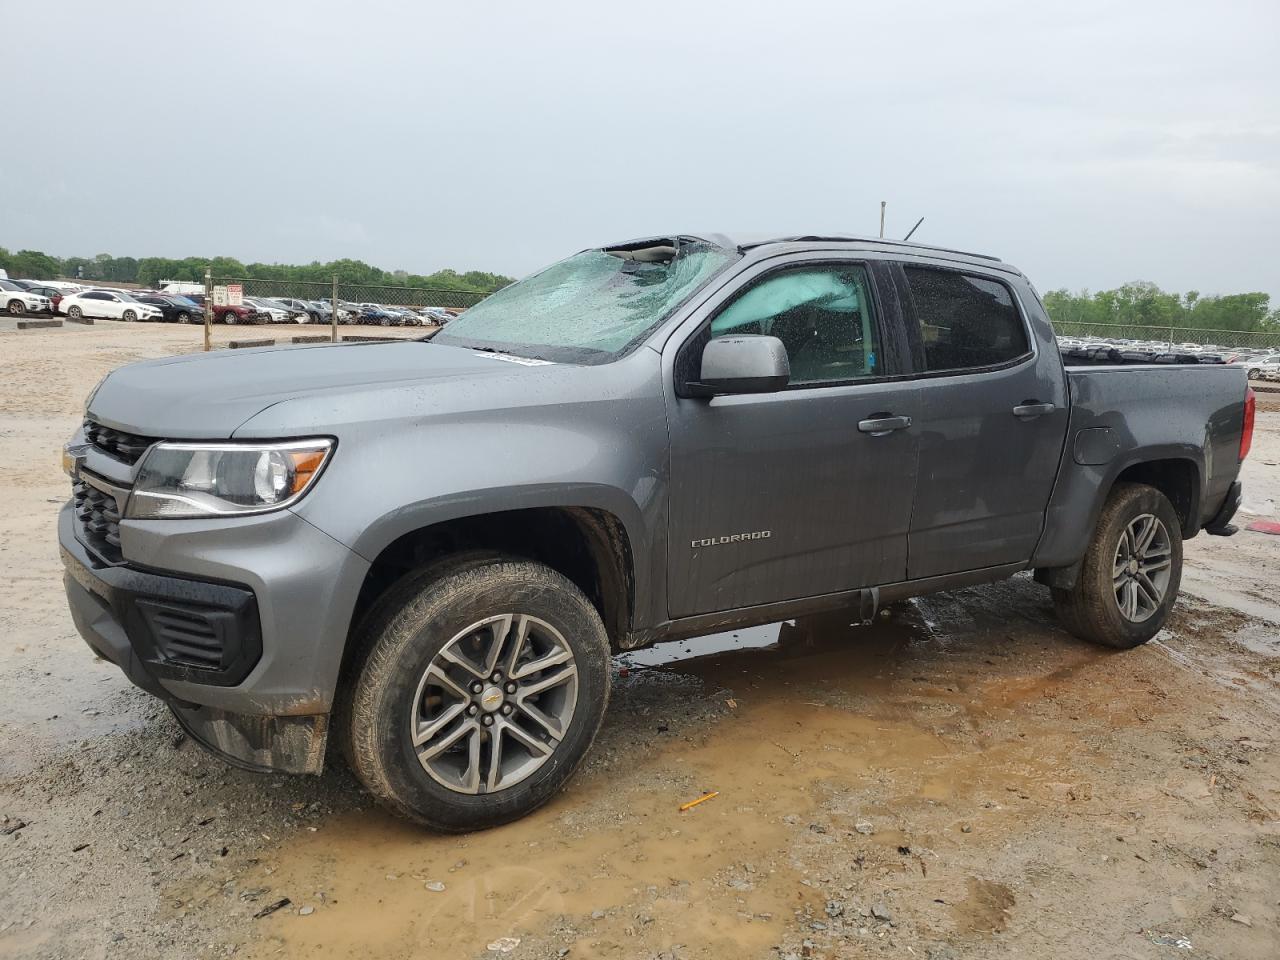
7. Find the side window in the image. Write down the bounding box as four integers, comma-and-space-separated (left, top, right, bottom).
709, 264, 881, 385
84, 292, 105, 300
903, 267, 1028, 372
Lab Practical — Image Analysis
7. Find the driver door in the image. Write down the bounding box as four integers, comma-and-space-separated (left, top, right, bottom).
663, 256, 919, 618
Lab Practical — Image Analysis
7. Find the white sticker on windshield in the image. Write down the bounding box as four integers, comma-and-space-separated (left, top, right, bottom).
472, 353, 554, 366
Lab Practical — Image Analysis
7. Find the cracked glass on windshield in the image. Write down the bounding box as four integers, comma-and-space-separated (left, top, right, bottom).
432, 242, 739, 363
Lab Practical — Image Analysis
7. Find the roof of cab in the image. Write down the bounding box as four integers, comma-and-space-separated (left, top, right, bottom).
603, 233, 1022, 277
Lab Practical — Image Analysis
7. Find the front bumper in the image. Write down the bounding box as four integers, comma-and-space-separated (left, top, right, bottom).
59, 502, 370, 772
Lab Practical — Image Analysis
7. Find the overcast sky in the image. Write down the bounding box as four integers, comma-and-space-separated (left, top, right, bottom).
5, 1, 1278, 299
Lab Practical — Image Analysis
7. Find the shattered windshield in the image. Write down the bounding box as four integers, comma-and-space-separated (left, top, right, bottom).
432, 242, 738, 363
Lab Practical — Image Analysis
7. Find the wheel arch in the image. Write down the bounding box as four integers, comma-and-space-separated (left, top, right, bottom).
1034, 448, 1204, 589
342, 505, 637, 685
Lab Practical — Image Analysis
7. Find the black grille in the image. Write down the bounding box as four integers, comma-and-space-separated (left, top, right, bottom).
84, 419, 155, 465
135, 601, 228, 670
73, 479, 122, 562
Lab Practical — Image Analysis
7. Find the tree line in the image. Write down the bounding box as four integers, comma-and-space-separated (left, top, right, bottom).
2, 246, 1275, 332
0, 248, 514, 295
1041, 282, 1277, 333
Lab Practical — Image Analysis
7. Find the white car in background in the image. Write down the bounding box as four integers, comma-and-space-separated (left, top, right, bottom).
0, 279, 53, 315
245, 297, 291, 323
60, 289, 163, 322
1246, 356, 1280, 381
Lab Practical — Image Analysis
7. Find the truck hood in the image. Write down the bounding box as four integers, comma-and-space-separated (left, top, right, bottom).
87, 340, 543, 438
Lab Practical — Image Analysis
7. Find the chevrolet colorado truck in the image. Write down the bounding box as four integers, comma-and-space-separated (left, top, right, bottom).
60, 234, 1254, 831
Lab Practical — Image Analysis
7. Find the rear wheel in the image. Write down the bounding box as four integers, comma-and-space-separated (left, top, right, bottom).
1051, 482, 1182, 648
8, 299, 26, 315
342, 559, 611, 831
67, 305, 83, 319
1248, 367, 1261, 380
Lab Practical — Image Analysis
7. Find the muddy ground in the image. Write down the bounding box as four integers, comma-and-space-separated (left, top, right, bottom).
1, 323, 1277, 960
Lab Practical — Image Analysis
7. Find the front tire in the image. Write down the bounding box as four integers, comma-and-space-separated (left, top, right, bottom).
176, 311, 193, 324
122, 309, 138, 322
8, 299, 26, 315
342, 559, 611, 831
1051, 482, 1183, 649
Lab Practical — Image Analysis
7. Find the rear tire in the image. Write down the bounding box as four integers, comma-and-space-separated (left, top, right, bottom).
67, 306, 83, 319
341, 559, 611, 832
122, 309, 137, 322
1051, 482, 1182, 649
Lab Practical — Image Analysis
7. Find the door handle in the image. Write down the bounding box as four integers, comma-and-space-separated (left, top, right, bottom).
1012, 402, 1055, 419
858, 415, 912, 436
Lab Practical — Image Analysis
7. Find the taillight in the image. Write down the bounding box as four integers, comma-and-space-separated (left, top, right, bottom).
1240, 387, 1256, 462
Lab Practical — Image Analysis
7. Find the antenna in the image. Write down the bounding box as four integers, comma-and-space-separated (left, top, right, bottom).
903, 217, 924, 242
879, 201, 886, 238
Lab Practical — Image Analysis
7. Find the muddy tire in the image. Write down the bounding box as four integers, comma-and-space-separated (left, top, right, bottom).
341, 558, 611, 832
1051, 482, 1183, 649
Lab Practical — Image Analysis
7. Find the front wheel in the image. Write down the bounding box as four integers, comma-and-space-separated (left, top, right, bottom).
122, 309, 138, 322
8, 299, 26, 315
342, 559, 611, 831
176, 311, 193, 324
1051, 482, 1183, 648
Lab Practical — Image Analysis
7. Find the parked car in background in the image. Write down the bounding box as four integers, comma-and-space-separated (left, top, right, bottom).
356, 302, 397, 325
420, 307, 454, 325
276, 298, 325, 323
383, 305, 421, 326
1247, 356, 1280, 381
15, 282, 65, 313
133, 293, 203, 323
0, 278, 54, 315
184, 292, 261, 325
244, 297, 291, 324
60, 289, 163, 322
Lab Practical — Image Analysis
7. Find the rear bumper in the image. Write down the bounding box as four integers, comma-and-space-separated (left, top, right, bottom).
1205, 480, 1243, 536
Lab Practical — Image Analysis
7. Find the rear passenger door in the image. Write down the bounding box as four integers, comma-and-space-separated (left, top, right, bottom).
893, 264, 1069, 579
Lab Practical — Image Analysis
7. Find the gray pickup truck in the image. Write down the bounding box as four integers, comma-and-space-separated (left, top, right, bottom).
60, 234, 1254, 830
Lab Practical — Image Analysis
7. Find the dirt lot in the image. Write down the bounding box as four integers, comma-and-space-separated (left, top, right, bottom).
1, 322, 1278, 960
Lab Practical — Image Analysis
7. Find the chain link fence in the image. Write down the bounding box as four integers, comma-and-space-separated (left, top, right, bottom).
169, 275, 492, 348
212, 277, 488, 312
1051, 319, 1280, 352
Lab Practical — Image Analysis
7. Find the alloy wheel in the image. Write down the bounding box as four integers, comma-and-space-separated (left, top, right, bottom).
1112, 513, 1172, 622
409, 613, 579, 795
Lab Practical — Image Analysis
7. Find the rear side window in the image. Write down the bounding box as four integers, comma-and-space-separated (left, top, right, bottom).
904, 267, 1028, 372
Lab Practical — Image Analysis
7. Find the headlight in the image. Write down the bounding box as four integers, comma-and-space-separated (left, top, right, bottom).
126, 439, 334, 519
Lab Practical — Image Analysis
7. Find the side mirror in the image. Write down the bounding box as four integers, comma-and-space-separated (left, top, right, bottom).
687, 335, 790, 397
